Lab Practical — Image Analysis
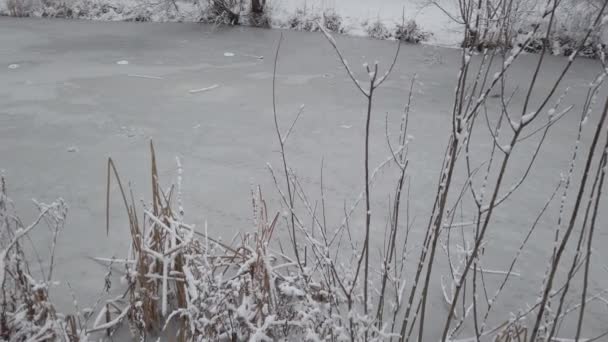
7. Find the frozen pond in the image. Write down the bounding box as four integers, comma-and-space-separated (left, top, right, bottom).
1, 17, 606, 340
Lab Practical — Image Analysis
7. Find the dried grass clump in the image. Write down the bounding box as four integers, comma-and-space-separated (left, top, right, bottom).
285, 7, 343, 33
100, 143, 394, 340
395, 19, 431, 43
322, 10, 343, 33
365, 19, 392, 40
287, 8, 321, 32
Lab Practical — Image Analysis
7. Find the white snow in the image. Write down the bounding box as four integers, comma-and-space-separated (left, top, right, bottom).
116, 60, 129, 65
521, 111, 537, 125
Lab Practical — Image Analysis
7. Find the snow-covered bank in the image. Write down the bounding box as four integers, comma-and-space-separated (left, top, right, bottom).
2, 0, 605, 53
0, 0, 463, 46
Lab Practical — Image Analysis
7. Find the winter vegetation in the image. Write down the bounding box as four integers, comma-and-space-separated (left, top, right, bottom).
429, 0, 608, 56
3, 0, 608, 341
0, 0, 428, 45
1, 0, 607, 53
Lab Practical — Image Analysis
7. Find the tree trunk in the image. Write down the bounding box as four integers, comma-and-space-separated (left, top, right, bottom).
251, 0, 265, 13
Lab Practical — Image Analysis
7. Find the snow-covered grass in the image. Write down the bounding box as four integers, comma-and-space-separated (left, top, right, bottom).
364, 18, 393, 41
395, 19, 433, 44
284, 7, 343, 33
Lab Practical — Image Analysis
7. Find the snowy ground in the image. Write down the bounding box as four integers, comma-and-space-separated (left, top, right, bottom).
1, 17, 607, 339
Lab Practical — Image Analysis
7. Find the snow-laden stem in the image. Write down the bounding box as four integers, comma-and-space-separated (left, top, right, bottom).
271, 33, 303, 272
530, 97, 608, 341
575, 141, 608, 340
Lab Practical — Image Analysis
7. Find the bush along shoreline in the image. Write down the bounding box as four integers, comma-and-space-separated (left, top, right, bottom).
3, 0, 607, 58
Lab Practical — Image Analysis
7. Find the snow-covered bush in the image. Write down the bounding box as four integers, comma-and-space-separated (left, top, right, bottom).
395, 19, 431, 43
549, 0, 605, 57
365, 18, 391, 40
286, 7, 320, 32
516, 31, 602, 59
439, 0, 606, 56
322, 10, 343, 33
0, 178, 80, 341
285, 7, 343, 33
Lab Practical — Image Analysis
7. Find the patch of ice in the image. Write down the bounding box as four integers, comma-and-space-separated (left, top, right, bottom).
128, 74, 163, 80
243, 54, 263, 59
